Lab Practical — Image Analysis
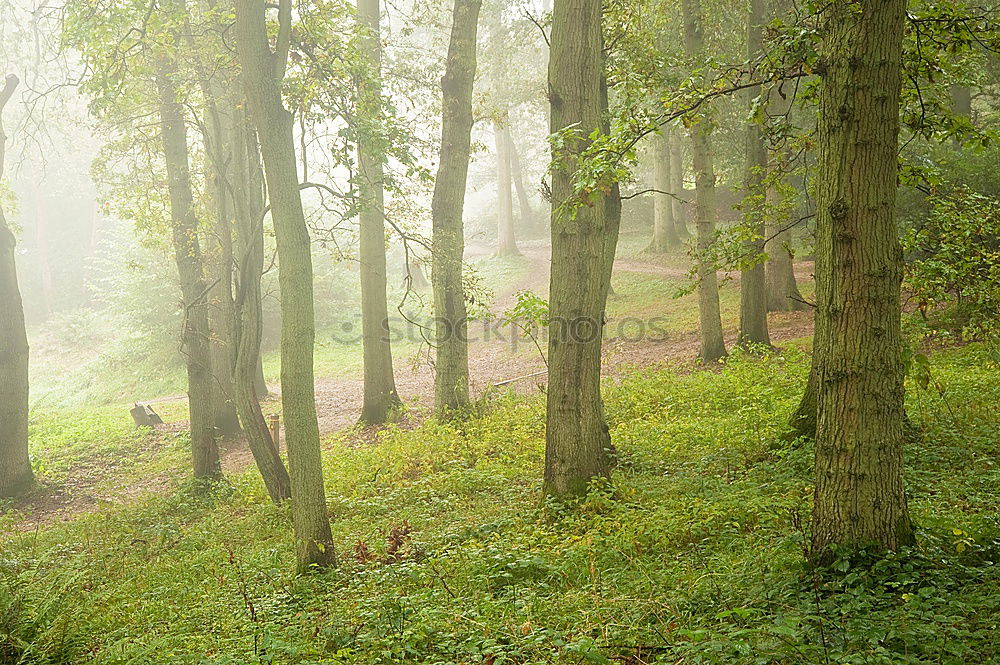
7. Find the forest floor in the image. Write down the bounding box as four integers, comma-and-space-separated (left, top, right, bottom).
5, 236, 814, 530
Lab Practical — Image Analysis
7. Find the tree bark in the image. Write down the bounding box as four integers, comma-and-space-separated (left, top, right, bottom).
431, 0, 481, 414
543, 0, 618, 498
810, 0, 913, 561
669, 131, 690, 239
0, 73, 32, 498
357, 0, 403, 424
494, 117, 520, 256
236, 0, 335, 571
507, 128, 534, 225
682, 0, 726, 363
737, 0, 770, 348
648, 126, 680, 252
154, 34, 220, 480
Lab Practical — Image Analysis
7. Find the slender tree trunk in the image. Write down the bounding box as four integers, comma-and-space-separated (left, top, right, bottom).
669, 131, 690, 239
682, 0, 726, 363
231, 102, 292, 503
154, 42, 220, 480
236, 0, 335, 571
357, 0, 403, 424
0, 74, 32, 498
432, 0, 481, 414
810, 0, 913, 561
543, 0, 617, 498
649, 126, 680, 252
494, 117, 520, 256
508, 128, 534, 225
737, 0, 770, 348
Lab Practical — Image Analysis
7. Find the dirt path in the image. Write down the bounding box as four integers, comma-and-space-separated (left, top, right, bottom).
5, 245, 815, 531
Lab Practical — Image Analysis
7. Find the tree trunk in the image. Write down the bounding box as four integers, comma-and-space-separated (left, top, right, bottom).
682, 0, 726, 363
236, 0, 335, 572
231, 101, 292, 503
543, 0, 617, 498
0, 74, 31, 498
669, 131, 690, 239
810, 0, 913, 561
431, 0, 481, 414
737, 0, 770, 348
649, 126, 680, 252
494, 118, 520, 257
357, 0, 403, 424
154, 40, 220, 480
508, 128, 534, 225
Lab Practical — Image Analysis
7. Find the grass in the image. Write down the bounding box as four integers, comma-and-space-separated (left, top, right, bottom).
2, 343, 998, 664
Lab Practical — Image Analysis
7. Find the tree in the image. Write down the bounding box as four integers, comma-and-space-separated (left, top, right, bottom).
0, 73, 32, 498
356, 0, 403, 424
153, 5, 220, 479
235, 0, 336, 571
494, 116, 520, 257
648, 125, 681, 252
543, 0, 618, 498
810, 0, 913, 561
669, 131, 690, 239
682, 0, 726, 363
737, 0, 770, 348
431, 0, 482, 414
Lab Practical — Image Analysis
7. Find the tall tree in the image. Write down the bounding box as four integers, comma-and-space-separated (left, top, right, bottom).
0, 74, 32, 498
682, 0, 726, 363
153, 7, 220, 479
737, 0, 770, 348
507, 130, 535, 225
356, 0, 403, 424
668, 131, 690, 239
810, 0, 913, 560
235, 0, 336, 571
648, 126, 680, 252
543, 0, 618, 498
431, 0, 482, 414
494, 117, 520, 257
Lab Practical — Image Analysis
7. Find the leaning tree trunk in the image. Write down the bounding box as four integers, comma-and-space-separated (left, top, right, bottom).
543, 0, 617, 498
154, 42, 220, 480
737, 0, 770, 349
649, 126, 680, 252
682, 0, 726, 363
236, 0, 335, 572
357, 0, 403, 424
508, 128, 534, 225
810, 0, 913, 562
231, 101, 292, 503
0, 74, 32, 498
494, 117, 520, 257
431, 0, 481, 414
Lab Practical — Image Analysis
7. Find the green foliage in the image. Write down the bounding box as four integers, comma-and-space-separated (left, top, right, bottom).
3, 347, 999, 664
903, 189, 1000, 340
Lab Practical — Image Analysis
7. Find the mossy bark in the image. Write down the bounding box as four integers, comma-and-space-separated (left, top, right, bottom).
431, 0, 481, 414
236, 0, 335, 571
810, 0, 913, 561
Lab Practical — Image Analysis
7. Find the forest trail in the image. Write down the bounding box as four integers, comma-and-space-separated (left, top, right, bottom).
8, 244, 814, 530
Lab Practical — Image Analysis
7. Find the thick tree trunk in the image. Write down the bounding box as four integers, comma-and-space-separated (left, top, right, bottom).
431, 0, 481, 414
648, 126, 680, 252
0, 74, 32, 498
682, 0, 726, 363
507, 128, 534, 225
231, 103, 292, 503
494, 118, 520, 256
543, 0, 617, 498
357, 0, 403, 424
236, 0, 335, 572
737, 0, 770, 348
669, 131, 690, 239
154, 45, 220, 480
810, 0, 913, 561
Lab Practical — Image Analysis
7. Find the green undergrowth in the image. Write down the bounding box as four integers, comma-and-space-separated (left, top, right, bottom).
2, 345, 998, 664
